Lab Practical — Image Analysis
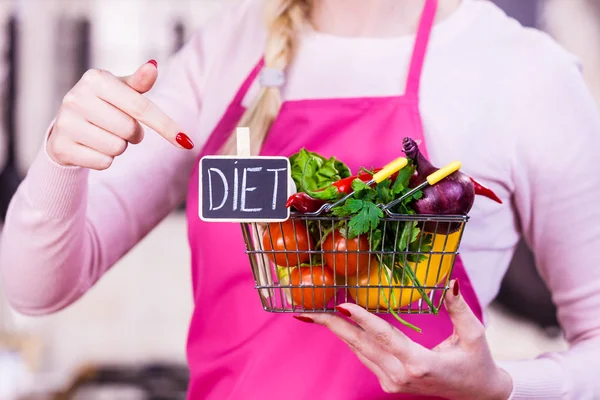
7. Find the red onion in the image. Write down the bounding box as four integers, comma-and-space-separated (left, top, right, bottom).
403, 138, 475, 233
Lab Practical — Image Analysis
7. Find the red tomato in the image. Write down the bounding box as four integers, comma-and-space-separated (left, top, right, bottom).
322, 231, 371, 277
290, 267, 336, 309
263, 220, 313, 267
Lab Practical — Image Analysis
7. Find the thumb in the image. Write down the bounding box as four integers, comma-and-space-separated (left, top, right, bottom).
119, 60, 159, 94
444, 279, 486, 346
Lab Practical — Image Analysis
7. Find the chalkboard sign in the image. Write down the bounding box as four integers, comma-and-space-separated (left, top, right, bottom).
199, 156, 291, 222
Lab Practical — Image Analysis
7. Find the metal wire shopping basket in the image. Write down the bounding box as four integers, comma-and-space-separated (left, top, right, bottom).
241, 209, 468, 315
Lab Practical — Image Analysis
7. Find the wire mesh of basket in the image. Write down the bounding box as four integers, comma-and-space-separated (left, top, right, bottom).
241, 211, 468, 315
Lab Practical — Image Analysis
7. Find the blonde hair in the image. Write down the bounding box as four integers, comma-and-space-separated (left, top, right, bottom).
220, 0, 312, 155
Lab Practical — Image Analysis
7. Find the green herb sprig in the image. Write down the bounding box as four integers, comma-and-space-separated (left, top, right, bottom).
331, 161, 438, 315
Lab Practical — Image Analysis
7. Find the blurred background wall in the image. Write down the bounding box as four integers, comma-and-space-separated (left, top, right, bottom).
0, 0, 598, 398
1, 1, 233, 397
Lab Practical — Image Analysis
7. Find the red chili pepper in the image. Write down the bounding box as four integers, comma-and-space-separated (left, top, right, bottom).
331, 169, 381, 194
470, 177, 503, 204
287, 168, 395, 212
285, 192, 327, 213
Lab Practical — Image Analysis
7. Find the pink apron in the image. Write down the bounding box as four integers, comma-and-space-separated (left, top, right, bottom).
185, 0, 483, 398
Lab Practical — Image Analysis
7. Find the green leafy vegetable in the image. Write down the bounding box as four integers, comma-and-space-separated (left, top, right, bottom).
391, 163, 414, 194
289, 149, 351, 200
352, 179, 372, 195
397, 221, 419, 251
370, 229, 383, 252
408, 231, 433, 263
329, 160, 440, 314
332, 161, 419, 237
379, 265, 422, 333
376, 180, 393, 205
332, 198, 363, 217
348, 202, 384, 238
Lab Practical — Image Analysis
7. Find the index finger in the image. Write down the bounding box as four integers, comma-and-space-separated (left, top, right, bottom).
90, 70, 192, 149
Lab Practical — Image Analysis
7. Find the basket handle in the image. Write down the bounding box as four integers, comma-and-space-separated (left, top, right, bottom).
381, 160, 463, 212
373, 157, 408, 184
426, 161, 462, 185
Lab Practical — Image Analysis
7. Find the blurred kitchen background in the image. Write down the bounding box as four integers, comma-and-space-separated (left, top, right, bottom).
0, 0, 598, 398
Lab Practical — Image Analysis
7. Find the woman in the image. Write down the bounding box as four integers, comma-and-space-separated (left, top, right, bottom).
2, 0, 600, 398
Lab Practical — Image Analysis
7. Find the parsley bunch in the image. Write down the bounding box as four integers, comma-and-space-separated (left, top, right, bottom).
331, 161, 438, 314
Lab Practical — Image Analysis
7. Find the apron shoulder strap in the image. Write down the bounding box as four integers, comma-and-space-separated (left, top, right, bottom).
405, 0, 438, 97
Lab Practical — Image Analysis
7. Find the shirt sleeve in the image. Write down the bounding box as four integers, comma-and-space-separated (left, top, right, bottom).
496, 48, 600, 399
0, 29, 208, 315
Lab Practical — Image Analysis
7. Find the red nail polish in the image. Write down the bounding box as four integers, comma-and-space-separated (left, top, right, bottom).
336, 306, 352, 318
176, 133, 194, 150
293, 316, 314, 324
453, 279, 460, 296
147, 59, 158, 68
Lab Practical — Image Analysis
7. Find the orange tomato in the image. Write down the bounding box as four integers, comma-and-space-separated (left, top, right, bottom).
322, 231, 370, 277
263, 220, 314, 267
290, 266, 336, 309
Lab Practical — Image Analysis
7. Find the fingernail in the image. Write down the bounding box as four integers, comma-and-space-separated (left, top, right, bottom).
453, 279, 460, 297
176, 133, 194, 149
336, 306, 352, 318
147, 59, 158, 68
293, 316, 314, 324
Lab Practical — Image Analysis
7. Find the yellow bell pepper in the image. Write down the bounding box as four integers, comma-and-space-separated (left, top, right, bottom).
348, 258, 398, 311
348, 230, 461, 310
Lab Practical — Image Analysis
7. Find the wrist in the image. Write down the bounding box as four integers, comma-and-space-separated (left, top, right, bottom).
489, 367, 513, 400
46, 126, 63, 166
